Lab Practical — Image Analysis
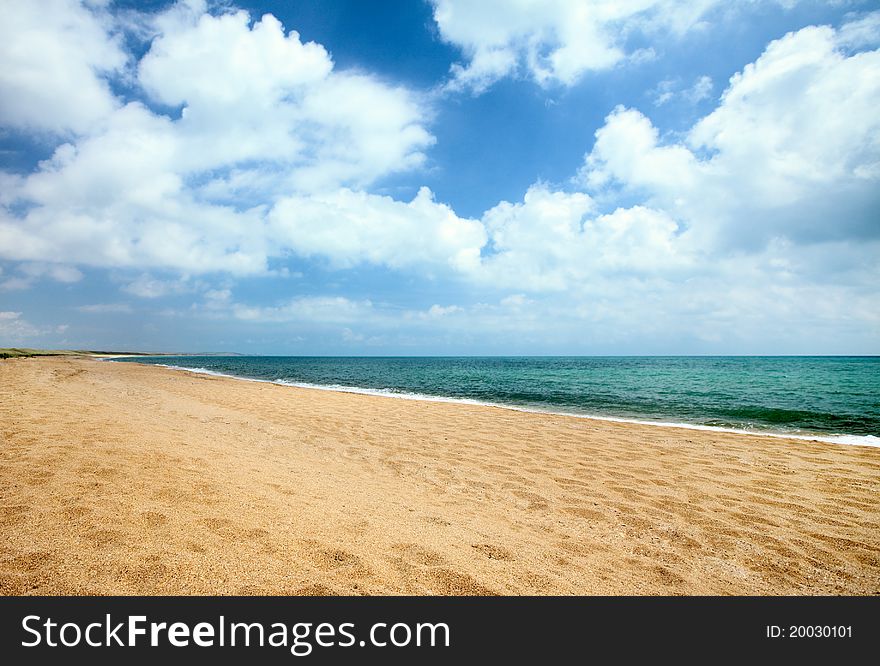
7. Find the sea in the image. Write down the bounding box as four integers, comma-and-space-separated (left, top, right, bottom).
113, 356, 880, 446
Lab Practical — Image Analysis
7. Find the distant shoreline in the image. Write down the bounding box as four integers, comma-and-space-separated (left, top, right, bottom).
0, 348, 243, 359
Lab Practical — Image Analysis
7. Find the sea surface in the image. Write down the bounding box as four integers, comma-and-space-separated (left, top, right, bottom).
114, 356, 880, 446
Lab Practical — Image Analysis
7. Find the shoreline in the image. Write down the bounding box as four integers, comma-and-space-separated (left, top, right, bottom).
2, 355, 879, 595
121, 360, 880, 448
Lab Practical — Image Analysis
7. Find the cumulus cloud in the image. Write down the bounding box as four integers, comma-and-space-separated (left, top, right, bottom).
476, 187, 689, 291
431, 1, 825, 92
432, 0, 723, 91
138, 7, 431, 190
269, 187, 486, 272
582, 24, 880, 250
0, 1, 433, 275
7, 2, 873, 290
0, 0, 125, 134
421, 19, 877, 348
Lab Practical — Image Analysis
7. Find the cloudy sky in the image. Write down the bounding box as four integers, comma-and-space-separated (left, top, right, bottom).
0, 0, 878, 354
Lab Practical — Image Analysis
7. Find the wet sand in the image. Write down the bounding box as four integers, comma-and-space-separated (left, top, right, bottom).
1, 356, 878, 595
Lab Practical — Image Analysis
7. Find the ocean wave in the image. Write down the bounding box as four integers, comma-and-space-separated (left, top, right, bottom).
146, 362, 880, 448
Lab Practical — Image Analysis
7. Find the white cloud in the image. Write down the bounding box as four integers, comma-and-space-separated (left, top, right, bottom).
0, 2, 434, 275
269, 187, 486, 272
0, 0, 125, 134
404, 19, 878, 347
122, 274, 194, 299
19, 263, 84, 283
137, 7, 432, 191
139, 10, 330, 109
582, 24, 880, 253
653, 75, 713, 106
76, 303, 133, 313
836, 10, 880, 49
471, 185, 690, 291
0, 311, 44, 344
652, 79, 677, 106
203, 288, 232, 308
0, 276, 31, 292
224, 294, 540, 344
433, 0, 723, 91
687, 75, 714, 103
232, 296, 374, 324
11, 2, 871, 293
0, 262, 83, 291
426, 304, 464, 317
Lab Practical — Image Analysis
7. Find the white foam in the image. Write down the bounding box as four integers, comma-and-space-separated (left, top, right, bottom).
161, 364, 239, 378
141, 362, 880, 448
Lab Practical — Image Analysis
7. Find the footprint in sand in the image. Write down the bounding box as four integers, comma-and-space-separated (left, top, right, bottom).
391, 543, 446, 567
426, 568, 498, 595
85, 528, 124, 547
139, 511, 167, 528
292, 583, 338, 596
512, 490, 549, 510
0, 505, 30, 526
471, 543, 515, 561
563, 506, 604, 521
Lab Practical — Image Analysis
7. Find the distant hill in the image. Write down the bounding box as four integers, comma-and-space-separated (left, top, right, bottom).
0, 349, 243, 359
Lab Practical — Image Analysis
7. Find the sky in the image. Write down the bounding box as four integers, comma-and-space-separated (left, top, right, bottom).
0, 0, 878, 355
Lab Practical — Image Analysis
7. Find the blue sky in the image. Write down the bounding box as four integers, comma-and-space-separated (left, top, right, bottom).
0, 0, 878, 354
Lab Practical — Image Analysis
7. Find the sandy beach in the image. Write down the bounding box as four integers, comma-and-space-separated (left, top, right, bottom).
1, 355, 878, 595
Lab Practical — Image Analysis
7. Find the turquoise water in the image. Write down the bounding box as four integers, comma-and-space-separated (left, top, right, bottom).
115, 356, 880, 445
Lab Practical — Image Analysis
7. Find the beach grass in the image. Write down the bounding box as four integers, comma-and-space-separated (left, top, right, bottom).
0, 348, 90, 359
0, 348, 160, 359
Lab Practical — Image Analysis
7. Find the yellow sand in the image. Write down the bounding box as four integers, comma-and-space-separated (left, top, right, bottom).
1, 356, 878, 595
